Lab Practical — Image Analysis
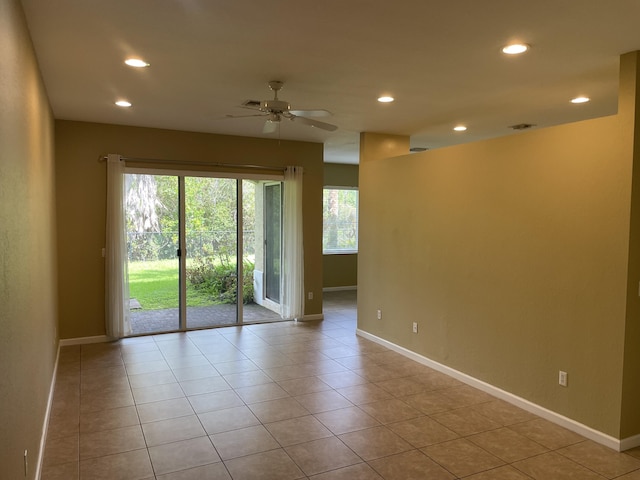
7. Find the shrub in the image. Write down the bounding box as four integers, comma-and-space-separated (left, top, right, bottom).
187, 257, 255, 304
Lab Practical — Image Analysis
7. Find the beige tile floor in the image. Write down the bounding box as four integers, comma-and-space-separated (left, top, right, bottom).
42, 291, 640, 479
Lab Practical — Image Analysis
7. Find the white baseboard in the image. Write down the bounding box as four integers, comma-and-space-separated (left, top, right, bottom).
621, 433, 640, 451
323, 286, 357, 292
59, 335, 110, 346
356, 328, 636, 452
35, 343, 60, 480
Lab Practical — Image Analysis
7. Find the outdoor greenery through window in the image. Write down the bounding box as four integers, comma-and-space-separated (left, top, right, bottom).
125, 174, 256, 311
323, 187, 358, 254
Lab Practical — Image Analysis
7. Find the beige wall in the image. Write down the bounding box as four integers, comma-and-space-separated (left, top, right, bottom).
323, 254, 358, 289
620, 52, 640, 439
0, 0, 58, 478
323, 163, 359, 289
358, 76, 638, 438
55, 120, 324, 339
324, 162, 359, 187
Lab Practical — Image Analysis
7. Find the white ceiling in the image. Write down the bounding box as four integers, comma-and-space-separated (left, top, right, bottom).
21, 0, 640, 164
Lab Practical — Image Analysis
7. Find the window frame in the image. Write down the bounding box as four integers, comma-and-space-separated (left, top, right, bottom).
322, 186, 359, 255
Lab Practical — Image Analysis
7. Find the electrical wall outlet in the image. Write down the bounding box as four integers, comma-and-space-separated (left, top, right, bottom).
559, 370, 568, 387
308, 291, 313, 300
377, 309, 382, 320
412, 322, 418, 333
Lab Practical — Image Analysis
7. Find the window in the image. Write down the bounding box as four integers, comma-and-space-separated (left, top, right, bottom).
323, 187, 358, 254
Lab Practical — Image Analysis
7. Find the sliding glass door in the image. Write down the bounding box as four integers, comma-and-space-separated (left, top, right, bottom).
185, 177, 238, 329
126, 174, 180, 334
125, 172, 282, 335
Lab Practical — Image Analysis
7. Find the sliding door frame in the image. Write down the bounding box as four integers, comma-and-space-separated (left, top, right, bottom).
178, 176, 187, 330
126, 166, 283, 333
237, 179, 244, 325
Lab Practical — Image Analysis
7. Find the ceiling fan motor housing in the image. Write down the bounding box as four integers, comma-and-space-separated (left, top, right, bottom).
261, 99, 290, 114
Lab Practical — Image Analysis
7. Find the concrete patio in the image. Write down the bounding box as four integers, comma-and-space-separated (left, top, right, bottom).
129, 290, 356, 335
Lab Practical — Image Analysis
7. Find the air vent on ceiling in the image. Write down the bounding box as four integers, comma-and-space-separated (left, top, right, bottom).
242, 100, 262, 108
410, 147, 428, 152
509, 123, 536, 130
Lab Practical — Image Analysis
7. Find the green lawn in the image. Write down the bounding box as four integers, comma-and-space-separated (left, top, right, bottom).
128, 259, 214, 310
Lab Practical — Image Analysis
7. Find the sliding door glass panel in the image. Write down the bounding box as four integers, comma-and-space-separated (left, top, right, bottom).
126, 174, 180, 335
264, 183, 282, 304
185, 177, 238, 328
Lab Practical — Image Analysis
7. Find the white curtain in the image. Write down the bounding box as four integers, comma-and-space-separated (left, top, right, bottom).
281, 166, 305, 320
105, 154, 132, 338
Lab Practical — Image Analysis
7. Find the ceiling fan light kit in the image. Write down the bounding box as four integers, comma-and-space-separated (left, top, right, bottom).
261, 99, 290, 114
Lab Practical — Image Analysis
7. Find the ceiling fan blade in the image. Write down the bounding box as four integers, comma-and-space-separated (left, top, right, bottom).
225, 113, 268, 119
240, 100, 262, 110
290, 115, 338, 132
263, 120, 278, 134
289, 109, 333, 118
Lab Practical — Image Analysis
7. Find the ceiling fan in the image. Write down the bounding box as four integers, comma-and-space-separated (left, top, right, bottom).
227, 81, 338, 134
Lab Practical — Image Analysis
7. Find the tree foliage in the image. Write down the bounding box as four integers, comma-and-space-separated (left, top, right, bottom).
126, 174, 164, 233
323, 188, 358, 251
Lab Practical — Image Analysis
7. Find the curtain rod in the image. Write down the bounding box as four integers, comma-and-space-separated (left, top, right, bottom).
98, 155, 287, 171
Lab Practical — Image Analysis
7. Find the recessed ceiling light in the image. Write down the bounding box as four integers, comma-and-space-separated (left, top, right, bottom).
453, 125, 467, 132
378, 96, 394, 103
571, 96, 590, 104
125, 58, 149, 68
502, 43, 529, 55
115, 100, 132, 107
